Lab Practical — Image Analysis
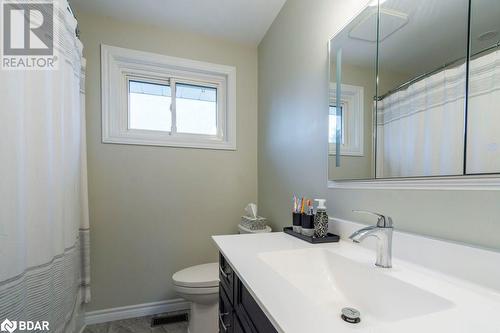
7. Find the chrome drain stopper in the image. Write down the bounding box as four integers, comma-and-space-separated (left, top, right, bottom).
341, 307, 361, 324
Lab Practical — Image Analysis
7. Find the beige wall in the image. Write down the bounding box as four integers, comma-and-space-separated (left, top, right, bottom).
258, 0, 500, 251
76, 12, 258, 311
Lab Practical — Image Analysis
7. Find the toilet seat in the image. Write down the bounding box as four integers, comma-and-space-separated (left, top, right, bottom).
173, 284, 218, 295
172, 262, 219, 288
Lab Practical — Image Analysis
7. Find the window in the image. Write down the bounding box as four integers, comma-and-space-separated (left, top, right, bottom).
127, 79, 218, 135
329, 83, 364, 156
101, 44, 236, 150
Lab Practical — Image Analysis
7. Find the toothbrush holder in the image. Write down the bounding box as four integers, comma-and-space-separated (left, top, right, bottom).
292, 212, 302, 233
301, 214, 315, 237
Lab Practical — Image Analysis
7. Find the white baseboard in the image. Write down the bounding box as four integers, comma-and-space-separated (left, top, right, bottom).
84, 298, 190, 325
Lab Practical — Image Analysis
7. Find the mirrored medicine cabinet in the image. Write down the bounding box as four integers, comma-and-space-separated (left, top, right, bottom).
328, 0, 500, 183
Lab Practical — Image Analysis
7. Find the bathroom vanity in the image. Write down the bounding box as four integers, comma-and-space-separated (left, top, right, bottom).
213, 223, 500, 333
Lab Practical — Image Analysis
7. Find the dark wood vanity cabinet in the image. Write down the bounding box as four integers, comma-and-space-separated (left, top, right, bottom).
219, 253, 277, 333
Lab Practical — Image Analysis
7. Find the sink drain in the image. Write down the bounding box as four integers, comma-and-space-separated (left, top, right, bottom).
341, 307, 361, 324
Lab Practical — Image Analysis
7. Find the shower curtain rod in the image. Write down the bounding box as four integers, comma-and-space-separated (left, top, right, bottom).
377, 41, 500, 101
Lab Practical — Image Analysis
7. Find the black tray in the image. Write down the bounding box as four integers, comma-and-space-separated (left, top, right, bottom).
283, 227, 340, 243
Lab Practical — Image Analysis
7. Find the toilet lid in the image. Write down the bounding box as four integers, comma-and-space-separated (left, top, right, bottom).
172, 262, 219, 288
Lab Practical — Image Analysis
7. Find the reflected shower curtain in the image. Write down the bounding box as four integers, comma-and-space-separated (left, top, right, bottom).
466, 49, 500, 174
0, 1, 90, 332
376, 63, 466, 178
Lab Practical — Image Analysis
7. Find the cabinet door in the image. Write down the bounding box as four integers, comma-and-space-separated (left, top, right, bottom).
235, 276, 277, 333
219, 286, 234, 333
219, 253, 235, 304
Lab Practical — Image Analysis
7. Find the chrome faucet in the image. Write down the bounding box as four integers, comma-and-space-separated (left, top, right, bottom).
349, 210, 393, 268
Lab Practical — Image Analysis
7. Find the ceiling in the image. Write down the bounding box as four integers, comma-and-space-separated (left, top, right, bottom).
69, 0, 287, 46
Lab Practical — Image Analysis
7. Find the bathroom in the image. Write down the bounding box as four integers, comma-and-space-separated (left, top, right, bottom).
1, 0, 499, 332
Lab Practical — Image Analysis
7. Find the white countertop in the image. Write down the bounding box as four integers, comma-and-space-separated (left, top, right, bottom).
212, 232, 500, 333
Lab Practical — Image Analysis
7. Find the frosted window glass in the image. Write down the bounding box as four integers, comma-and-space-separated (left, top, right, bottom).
176, 83, 217, 135
129, 80, 172, 131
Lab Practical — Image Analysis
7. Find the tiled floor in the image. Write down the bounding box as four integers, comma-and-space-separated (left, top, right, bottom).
83, 315, 188, 333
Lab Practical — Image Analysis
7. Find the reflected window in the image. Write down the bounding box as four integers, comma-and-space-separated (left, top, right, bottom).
328, 106, 344, 144
328, 84, 364, 156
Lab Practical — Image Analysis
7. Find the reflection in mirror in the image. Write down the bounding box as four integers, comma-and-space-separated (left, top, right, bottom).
376, 0, 469, 178
466, 0, 500, 174
329, 4, 377, 180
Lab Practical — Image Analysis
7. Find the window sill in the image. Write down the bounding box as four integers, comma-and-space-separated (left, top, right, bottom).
102, 135, 236, 150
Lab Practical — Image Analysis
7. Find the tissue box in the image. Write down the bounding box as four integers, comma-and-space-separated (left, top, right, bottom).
240, 216, 267, 230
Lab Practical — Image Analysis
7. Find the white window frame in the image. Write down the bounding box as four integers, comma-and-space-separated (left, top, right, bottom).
329, 83, 364, 156
101, 44, 236, 150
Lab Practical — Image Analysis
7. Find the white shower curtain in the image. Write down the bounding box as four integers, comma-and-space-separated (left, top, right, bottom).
376, 62, 466, 178
0, 1, 90, 332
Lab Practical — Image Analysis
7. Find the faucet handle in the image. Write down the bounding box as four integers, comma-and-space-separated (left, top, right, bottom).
352, 210, 393, 228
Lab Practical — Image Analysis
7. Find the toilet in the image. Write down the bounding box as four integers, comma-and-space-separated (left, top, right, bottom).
173, 225, 271, 332
172, 262, 219, 333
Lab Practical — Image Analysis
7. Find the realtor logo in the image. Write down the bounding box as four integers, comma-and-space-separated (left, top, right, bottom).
3, 1, 53, 55
0, 318, 50, 332
0, 319, 17, 333
1, 1, 58, 70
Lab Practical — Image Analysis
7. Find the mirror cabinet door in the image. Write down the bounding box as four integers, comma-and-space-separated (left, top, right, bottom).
328, 4, 377, 180
376, 0, 469, 178
466, 0, 500, 174
329, 0, 500, 181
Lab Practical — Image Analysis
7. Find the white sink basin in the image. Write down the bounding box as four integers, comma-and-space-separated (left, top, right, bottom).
259, 248, 454, 323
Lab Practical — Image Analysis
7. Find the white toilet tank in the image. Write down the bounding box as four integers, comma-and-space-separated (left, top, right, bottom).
237, 224, 272, 234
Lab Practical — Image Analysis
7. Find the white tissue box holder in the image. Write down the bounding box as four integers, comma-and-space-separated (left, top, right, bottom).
240, 216, 267, 230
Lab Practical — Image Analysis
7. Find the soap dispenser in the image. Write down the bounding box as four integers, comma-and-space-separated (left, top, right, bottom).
314, 199, 328, 237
